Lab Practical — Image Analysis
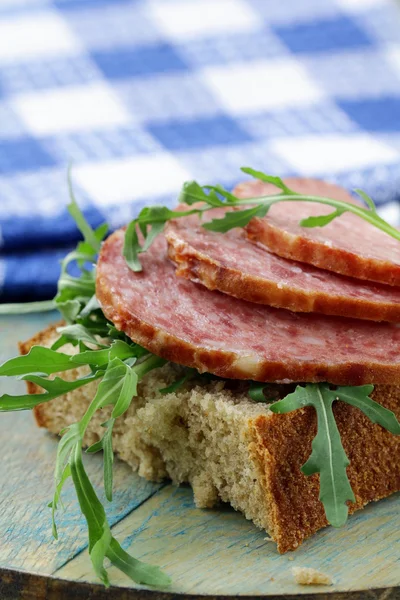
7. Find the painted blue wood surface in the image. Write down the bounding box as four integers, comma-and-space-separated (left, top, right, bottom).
0, 314, 162, 574
0, 313, 399, 595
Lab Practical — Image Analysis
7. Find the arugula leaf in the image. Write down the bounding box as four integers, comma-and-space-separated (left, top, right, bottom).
271, 384, 355, 527
240, 167, 293, 195
300, 208, 346, 228
123, 205, 200, 272
332, 385, 400, 435
354, 189, 377, 213
50, 463, 71, 538
107, 537, 171, 587
57, 299, 82, 324
0, 346, 73, 377
87, 418, 115, 501
56, 323, 107, 348
0, 372, 102, 411
83, 357, 138, 420
270, 383, 400, 527
2, 167, 400, 588
71, 340, 137, 368
0, 300, 55, 315
123, 166, 400, 272
159, 368, 197, 395
123, 219, 142, 272
203, 185, 237, 205
203, 204, 269, 232
46, 355, 170, 585
178, 180, 209, 205
79, 294, 101, 318
69, 442, 113, 586
140, 222, 166, 252
0, 176, 172, 588
67, 167, 102, 253
248, 382, 268, 403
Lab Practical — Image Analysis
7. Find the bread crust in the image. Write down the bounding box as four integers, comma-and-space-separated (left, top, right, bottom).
234, 178, 400, 287
166, 216, 400, 322
252, 385, 400, 552
20, 323, 400, 554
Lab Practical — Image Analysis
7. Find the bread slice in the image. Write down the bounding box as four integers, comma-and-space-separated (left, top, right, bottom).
20, 324, 400, 554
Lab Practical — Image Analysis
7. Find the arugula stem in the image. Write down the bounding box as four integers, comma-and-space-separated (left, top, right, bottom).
180, 187, 399, 240
0, 300, 56, 315
236, 194, 400, 240
78, 354, 166, 435
79, 377, 121, 434
135, 355, 167, 379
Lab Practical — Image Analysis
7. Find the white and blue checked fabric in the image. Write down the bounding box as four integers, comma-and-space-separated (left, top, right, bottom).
0, 0, 400, 301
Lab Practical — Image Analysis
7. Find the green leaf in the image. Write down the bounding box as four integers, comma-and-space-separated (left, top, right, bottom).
178, 180, 208, 206
107, 538, 171, 587
335, 385, 400, 435
248, 382, 267, 403
240, 167, 293, 195
67, 167, 102, 253
51, 423, 81, 538
91, 521, 112, 587
0, 346, 73, 377
67, 430, 170, 586
101, 423, 114, 502
203, 204, 269, 232
56, 324, 107, 348
0, 372, 102, 412
71, 340, 137, 368
69, 443, 111, 586
57, 262, 96, 298
0, 300, 56, 315
111, 367, 138, 418
95, 222, 109, 243
51, 334, 74, 351
57, 299, 82, 324
270, 384, 355, 527
124, 205, 200, 272
79, 294, 101, 318
0, 173, 172, 588
85, 358, 135, 414
123, 219, 142, 272
354, 189, 377, 213
138, 205, 181, 225
300, 209, 345, 228
204, 184, 239, 204
200, 188, 226, 207
159, 368, 196, 395
141, 221, 166, 252
87, 418, 115, 501
77, 357, 139, 433
50, 463, 71, 539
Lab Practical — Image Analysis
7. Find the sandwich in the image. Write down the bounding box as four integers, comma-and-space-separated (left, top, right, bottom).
1, 168, 399, 588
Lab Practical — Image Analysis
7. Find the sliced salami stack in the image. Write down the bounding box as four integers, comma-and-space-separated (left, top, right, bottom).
97, 180, 400, 386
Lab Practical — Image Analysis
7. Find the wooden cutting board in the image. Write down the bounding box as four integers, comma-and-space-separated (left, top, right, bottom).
0, 313, 399, 600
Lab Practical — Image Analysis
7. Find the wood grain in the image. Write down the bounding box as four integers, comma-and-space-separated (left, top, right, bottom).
0, 313, 399, 598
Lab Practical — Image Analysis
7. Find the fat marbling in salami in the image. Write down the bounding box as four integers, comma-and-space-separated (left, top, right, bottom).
97, 228, 400, 386
234, 178, 400, 287
165, 208, 400, 322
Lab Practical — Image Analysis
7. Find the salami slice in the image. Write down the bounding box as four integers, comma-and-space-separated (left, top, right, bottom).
233, 178, 400, 287
96, 228, 400, 386
165, 208, 400, 322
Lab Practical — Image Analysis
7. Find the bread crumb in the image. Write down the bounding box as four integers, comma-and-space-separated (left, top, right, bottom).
292, 567, 332, 586
288, 556, 294, 561
264, 536, 273, 542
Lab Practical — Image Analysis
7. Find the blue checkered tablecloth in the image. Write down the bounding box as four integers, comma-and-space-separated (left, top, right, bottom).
0, 0, 400, 301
